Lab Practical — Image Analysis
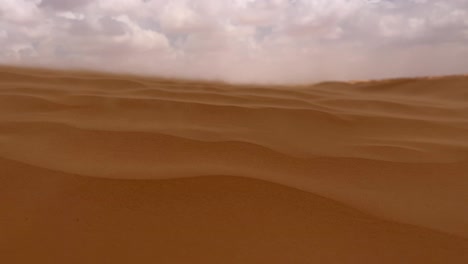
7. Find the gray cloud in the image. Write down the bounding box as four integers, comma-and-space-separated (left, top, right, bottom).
0, 0, 467, 83
39, 0, 92, 10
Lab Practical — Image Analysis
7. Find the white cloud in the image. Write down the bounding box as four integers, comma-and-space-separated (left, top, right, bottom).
159, 1, 203, 33
0, 0, 42, 23
112, 15, 170, 51
97, 0, 144, 14
57, 11, 85, 20
0, 0, 467, 83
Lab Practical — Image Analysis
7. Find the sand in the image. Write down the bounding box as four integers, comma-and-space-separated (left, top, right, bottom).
1, 66, 467, 263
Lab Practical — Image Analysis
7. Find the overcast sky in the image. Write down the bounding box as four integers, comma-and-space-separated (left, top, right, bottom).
1, 0, 467, 83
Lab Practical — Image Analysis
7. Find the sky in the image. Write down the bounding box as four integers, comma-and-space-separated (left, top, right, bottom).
1, 0, 467, 83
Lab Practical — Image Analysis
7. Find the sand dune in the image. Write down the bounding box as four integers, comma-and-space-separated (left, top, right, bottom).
1, 66, 468, 263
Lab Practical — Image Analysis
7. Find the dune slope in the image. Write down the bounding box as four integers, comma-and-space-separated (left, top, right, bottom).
1, 66, 468, 263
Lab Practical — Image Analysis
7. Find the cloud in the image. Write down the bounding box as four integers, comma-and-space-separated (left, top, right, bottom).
112, 15, 170, 51
39, 0, 92, 10
0, 0, 42, 24
0, 0, 467, 83
159, 0, 205, 33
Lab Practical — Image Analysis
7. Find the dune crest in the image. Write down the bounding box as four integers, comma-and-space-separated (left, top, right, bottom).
1, 66, 468, 263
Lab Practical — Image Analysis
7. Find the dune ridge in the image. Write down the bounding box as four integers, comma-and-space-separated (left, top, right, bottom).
1, 66, 468, 263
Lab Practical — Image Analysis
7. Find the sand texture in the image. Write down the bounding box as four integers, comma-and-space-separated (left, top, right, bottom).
1, 66, 468, 263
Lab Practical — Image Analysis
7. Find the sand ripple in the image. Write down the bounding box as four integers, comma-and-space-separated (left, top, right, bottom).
1, 67, 468, 263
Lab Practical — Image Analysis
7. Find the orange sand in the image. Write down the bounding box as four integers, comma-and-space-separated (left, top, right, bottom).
1, 66, 467, 263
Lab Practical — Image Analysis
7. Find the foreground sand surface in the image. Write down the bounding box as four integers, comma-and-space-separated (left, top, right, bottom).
1, 66, 468, 263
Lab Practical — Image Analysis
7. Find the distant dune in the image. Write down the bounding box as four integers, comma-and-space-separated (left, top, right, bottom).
1, 66, 468, 263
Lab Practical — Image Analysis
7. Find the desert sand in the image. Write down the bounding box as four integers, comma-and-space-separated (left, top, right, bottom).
1, 66, 468, 263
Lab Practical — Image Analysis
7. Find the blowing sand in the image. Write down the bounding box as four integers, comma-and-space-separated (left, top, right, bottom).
1, 66, 468, 263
